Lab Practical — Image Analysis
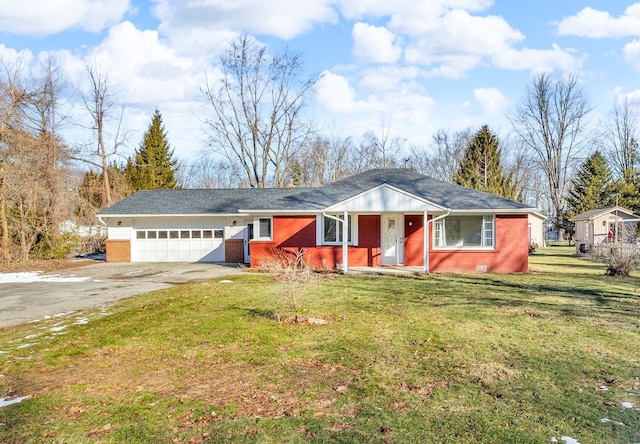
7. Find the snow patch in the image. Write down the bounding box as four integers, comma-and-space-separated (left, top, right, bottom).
0, 396, 29, 408
16, 343, 32, 349
551, 437, 581, 444
50, 325, 67, 332
621, 402, 634, 409
601, 418, 625, 426
219, 280, 234, 283
0, 272, 91, 283
74, 317, 89, 325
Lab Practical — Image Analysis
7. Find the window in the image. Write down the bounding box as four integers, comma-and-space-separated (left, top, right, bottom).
257, 218, 272, 239
213, 229, 223, 239
136, 231, 146, 239
180, 230, 190, 239
322, 214, 353, 244
434, 215, 494, 248
169, 231, 179, 239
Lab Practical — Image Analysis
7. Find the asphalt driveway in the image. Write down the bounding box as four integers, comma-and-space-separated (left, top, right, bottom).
0, 261, 244, 328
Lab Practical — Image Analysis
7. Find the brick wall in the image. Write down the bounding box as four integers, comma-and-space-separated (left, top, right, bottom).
105, 240, 131, 262
225, 239, 245, 263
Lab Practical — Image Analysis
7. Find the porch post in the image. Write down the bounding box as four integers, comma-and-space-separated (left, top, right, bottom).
423, 210, 429, 273
343, 210, 349, 274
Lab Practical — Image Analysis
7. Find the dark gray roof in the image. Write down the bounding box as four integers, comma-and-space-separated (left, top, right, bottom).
98, 168, 534, 216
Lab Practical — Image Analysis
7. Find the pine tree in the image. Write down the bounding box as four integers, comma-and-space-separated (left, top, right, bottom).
126, 109, 178, 190
454, 125, 516, 199
566, 151, 612, 216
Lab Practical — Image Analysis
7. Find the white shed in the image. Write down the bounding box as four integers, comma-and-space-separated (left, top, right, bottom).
570, 206, 640, 255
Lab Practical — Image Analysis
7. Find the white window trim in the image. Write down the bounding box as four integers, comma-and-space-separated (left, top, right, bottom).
317, 214, 358, 246
433, 214, 495, 250
254, 217, 273, 240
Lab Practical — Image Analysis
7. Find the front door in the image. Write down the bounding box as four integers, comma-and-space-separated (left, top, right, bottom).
244, 223, 254, 263
381, 214, 404, 265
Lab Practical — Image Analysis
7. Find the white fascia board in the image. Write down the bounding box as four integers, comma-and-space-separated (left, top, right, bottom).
237, 209, 320, 214
324, 183, 446, 212
98, 213, 249, 218
448, 208, 537, 215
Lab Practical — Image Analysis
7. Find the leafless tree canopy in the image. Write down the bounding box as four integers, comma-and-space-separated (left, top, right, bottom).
602, 97, 639, 182
201, 35, 320, 188
510, 73, 592, 235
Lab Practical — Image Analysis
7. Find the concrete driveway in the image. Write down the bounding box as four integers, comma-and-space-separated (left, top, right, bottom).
0, 261, 244, 328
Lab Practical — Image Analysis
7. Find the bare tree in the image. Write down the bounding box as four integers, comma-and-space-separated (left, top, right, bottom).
80, 64, 128, 207
510, 73, 592, 240
409, 128, 471, 182
603, 97, 639, 182
201, 35, 319, 188
290, 135, 352, 186
179, 157, 241, 189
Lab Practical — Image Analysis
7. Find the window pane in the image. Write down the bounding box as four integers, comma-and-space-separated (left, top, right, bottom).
192, 230, 201, 239
259, 218, 271, 238
136, 231, 146, 239
203, 230, 213, 239
158, 230, 168, 239
147, 231, 157, 239
324, 217, 337, 242
169, 230, 179, 239
180, 230, 190, 239
435, 216, 490, 247
214, 229, 223, 239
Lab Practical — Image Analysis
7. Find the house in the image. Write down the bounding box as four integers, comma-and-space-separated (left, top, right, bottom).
570, 206, 640, 255
97, 168, 539, 273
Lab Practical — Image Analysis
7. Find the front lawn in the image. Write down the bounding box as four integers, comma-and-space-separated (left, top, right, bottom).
0, 247, 638, 443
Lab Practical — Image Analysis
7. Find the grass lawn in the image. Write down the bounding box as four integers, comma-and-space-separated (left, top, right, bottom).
0, 246, 639, 443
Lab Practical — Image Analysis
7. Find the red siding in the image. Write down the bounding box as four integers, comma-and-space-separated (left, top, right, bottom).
428, 214, 529, 273
250, 214, 529, 273
404, 215, 424, 266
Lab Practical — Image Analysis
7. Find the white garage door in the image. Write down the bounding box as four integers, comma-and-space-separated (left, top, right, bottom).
132, 228, 225, 262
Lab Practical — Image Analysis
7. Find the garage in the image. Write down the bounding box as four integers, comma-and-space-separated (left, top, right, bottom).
132, 228, 225, 262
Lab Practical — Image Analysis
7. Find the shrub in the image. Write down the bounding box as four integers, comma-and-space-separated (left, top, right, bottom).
587, 243, 640, 276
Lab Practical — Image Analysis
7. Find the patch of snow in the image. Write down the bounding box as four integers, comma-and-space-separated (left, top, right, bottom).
219, 280, 234, 283
0, 351, 6, 354
16, 343, 32, 349
601, 418, 625, 426
50, 325, 67, 332
0, 396, 29, 408
621, 402, 634, 409
74, 317, 89, 325
551, 437, 581, 444
22, 334, 38, 340
597, 385, 609, 391
0, 272, 91, 283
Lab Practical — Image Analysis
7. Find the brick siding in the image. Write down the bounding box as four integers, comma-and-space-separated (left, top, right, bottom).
105, 240, 131, 262
225, 239, 245, 263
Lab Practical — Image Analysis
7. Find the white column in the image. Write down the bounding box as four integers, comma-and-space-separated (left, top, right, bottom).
423, 210, 429, 273
343, 211, 349, 274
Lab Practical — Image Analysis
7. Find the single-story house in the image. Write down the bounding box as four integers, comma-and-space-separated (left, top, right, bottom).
97, 168, 540, 273
570, 206, 640, 255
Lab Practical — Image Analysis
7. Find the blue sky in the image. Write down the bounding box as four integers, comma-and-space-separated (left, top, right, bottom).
1, 0, 639, 161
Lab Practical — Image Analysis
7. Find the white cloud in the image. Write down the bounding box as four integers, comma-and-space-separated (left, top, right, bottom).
82, 22, 202, 104
473, 87, 507, 116
556, 3, 640, 38
352, 23, 402, 64
624, 39, 640, 71
0, 45, 33, 66
153, 0, 337, 42
315, 71, 383, 114
492, 44, 584, 73
358, 65, 420, 91
0, 0, 130, 35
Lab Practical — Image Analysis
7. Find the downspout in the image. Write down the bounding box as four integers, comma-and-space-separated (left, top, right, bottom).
424, 210, 450, 273
323, 212, 349, 274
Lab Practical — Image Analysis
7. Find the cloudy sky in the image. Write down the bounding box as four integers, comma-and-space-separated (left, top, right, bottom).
1, 0, 639, 161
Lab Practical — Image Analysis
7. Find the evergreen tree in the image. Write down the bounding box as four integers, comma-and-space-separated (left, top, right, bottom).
454, 125, 517, 200
566, 151, 612, 216
126, 109, 178, 190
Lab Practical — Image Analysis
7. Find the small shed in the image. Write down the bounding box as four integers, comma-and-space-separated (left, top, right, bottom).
570, 206, 640, 255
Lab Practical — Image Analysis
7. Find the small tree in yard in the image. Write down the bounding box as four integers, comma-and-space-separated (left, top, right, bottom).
588, 221, 640, 276
257, 248, 322, 323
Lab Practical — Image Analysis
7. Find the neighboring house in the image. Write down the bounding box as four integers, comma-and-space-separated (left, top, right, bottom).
97, 169, 539, 273
528, 211, 547, 248
570, 206, 640, 255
